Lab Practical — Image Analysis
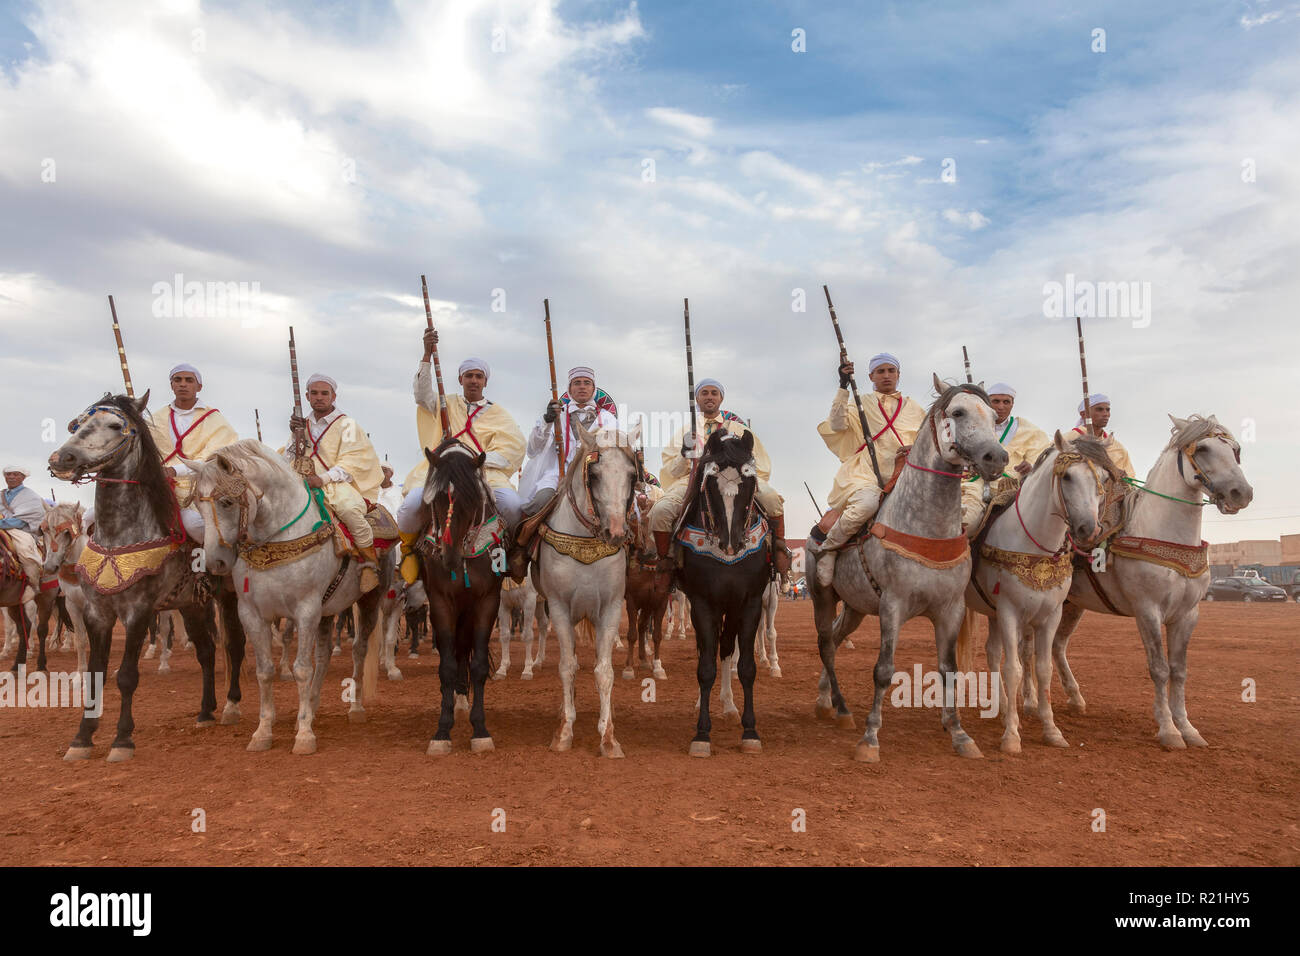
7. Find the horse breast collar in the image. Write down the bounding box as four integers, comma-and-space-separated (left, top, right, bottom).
867, 523, 969, 570
678, 514, 769, 564
1109, 536, 1209, 577
540, 525, 622, 564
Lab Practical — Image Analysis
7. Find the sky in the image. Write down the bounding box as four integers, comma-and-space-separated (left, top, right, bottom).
1, 0, 1298, 545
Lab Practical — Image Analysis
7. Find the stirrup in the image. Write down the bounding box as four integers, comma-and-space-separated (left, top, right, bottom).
360, 565, 380, 594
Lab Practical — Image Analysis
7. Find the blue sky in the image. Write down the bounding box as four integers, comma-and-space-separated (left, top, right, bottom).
1, 0, 1298, 543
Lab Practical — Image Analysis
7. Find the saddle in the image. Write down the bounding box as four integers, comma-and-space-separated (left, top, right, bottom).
517, 492, 561, 555
0, 529, 24, 583
331, 501, 400, 558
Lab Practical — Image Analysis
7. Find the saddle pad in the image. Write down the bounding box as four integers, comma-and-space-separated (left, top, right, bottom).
677, 515, 768, 565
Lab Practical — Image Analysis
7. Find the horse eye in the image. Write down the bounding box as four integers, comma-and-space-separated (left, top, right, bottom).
952, 409, 964, 417
218, 497, 233, 508
1062, 473, 1071, 481
109, 422, 122, 431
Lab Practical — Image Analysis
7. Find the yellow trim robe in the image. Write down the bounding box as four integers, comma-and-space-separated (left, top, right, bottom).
961, 414, 1052, 527
147, 402, 240, 504
406, 393, 526, 494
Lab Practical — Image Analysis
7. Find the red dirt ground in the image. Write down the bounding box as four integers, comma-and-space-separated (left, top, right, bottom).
1, 601, 1296, 866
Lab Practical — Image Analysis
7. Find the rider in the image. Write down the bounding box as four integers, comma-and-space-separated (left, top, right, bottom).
813, 353, 927, 587
0, 465, 47, 600
397, 330, 526, 581
284, 373, 386, 593
648, 378, 789, 587
959, 381, 1051, 532
1067, 393, 1135, 477
517, 365, 620, 517
146, 363, 240, 542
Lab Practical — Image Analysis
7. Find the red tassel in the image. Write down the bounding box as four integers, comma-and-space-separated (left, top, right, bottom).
243, 577, 249, 593
992, 581, 1000, 595
386, 589, 396, 599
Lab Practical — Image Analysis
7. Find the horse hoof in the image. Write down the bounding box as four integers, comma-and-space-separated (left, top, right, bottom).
1158, 731, 1187, 751
600, 741, 625, 759
220, 703, 240, 726
1043, 730, 1070, 748
1001, 736, 1022, 755
843, 639, 856, 650
157, 664, 170, 675
854, 743, 880, 763
407, 651, 418, 660
723, 707, 741, 721
740, 738, 762, 754
770, 666, 782, 679
954, 738, 984, 759
621, 668, 634, 680
549, 734, 573, 753
814, 703, 835, 720
292, 735, 317, 755
330, 646, 340, 656
106, 747, 133, 763
454, 696, 470, 713
387, 669, 403, 681
348, 709, 366, 724
834, 713, 856, 731
491, 670, 506, 681
64, 746, 93, 761
427, 739, 452, 756
195, 718, 216, 728
689, 740, 711, 758
470, 737, 495, 753
247, 736, 273, 752
143, 647, 155, 660
279, 672, 293, 682
1182, 729, 1209, 748
653, 667, 667, 680
521, 671, 533, 681
1067, 698, 1087, 715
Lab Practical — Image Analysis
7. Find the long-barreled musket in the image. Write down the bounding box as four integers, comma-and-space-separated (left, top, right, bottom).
254, 408, 263, 442
804, 481, 824, 519
684, 298, 697, 445
543, 298, 565, 479
823, 285, 883, 487
288, 326, 313, 477
962, 345, 973, 384
421, 275, 451, 434
1076, 316, 1094, 434
108, 295, 134, 398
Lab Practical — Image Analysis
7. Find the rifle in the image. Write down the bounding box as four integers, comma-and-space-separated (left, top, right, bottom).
683, 298, 697, 447
1076, 316, 1094, 434
254, 408, 263, 442
108, 295, 135, 398
543, 298, 565, 479
804, 481, 824, 519
822, 285, 884, 486
962, 345, 973, 384
421, 275, 451, 433
287, 326, 313, 477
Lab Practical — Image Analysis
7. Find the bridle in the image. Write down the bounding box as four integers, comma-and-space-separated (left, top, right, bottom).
697, 444, 758, 544
39, 511, 83, 568
1015, 450, 1110, 555
910, 387, 995, 480
61, 404, 141, 484
195, 467, 265, 549
565, 442, 638, 539
1176, 431, 1241, 503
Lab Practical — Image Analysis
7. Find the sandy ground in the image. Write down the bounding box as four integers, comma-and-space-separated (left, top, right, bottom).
1, 600, 1296, 866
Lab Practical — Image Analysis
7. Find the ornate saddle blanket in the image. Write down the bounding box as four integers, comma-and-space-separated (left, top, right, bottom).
978, 543, 1072, 591
76, 535, 181, 595
1109, 535, 1208, 577
423, 513, 508, 561
332, 502, 400, 557
541, 525, 623, 565
866, 522, 969, 570
677, 514, 769, 565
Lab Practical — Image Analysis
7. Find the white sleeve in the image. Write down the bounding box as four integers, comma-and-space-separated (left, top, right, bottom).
326, 465, 352, 484
829, 388, 850, 432
413, 362, 437, 412
526, 416, 553, 456
170, 459, 194, 478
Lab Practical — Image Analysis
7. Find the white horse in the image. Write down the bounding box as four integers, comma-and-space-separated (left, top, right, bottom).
964, 433, 1111, 753
756, 574, 784, 677
190, 440, 393, 755
1031, 415, 1253, 749
666, 591, 690, 639
39, 502, 90, 677
378, 578, 425, 681
494, 575, 544, 680
534, 421, 640, 757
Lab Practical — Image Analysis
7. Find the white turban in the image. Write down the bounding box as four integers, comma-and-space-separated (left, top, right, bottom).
988, 382, 1016, 397
459, 358, 490, 381
168, 363, 202, 385
306, 373, 338, 391
869, 353, 900, 374
1078, 393, 1110, 413
567, 366, 595, 384
695, 378, 724, 398
2, 465, 28, 476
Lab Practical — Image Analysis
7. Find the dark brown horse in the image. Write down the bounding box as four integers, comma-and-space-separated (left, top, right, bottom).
622, 491, 669, 681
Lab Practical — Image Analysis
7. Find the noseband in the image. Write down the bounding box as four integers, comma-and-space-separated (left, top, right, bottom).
1177, 431, 1241, 502
62, 404, 140, 481
195, 468, 264, 549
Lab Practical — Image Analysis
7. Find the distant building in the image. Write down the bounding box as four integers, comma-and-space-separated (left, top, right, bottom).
1282, 534, 1300, 566
1208, 539, 1282, 567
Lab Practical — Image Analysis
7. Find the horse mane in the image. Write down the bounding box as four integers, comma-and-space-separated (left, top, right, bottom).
929, 380, 992, 417
425, 439, 491, 556
102, 392, 178, 535
1166, 414, 1231, 451
1029, 434, 1114, 476
207, 438, 298, 482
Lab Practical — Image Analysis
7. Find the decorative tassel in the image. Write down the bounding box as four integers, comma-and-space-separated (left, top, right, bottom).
243, 576, 249, 593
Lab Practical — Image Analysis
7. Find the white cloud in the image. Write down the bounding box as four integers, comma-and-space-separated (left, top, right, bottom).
646, 107, 716, 139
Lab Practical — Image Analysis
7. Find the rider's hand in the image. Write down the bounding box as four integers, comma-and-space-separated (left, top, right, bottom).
839, 361, 854, 389
1014, 461, 1032, 476
422, 328, 439, 358
542, 400, 562, 424
305, 473, 324, 489
681, 432, 699, 458
289, 413, 307, 433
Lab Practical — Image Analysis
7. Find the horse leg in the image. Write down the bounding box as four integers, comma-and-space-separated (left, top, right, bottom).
549, 604, 578, 752
766, 596, 781, 678
1020, 629, 1038, 711
313, 618, 334, 722
533, 601, 548, 668
817, 605, 864, 729
592, 599, 623, 758
290, 608, 321, 755
1052, 601, 1087, 715
737, 597, 762, 753
520, 593, 536, 680
154, 612, 171, 674
1166, 607, 1207, 747
67, 596, 90, 682
936, 601, 982, 759
983, 615, 1008, 721
241, 606, 276, 752
621, 603, 636, 680
993, 611, 1023, 754
651, 602, 667, 680
1131, 607, 1181, 749
106, 608, 151, 761
857, 600, 902, 762
493, 599, 510, 680
1030, 605, 1069, 747
719, 642, 740, 719
691, 600, 719, 757
65, 604, 114, 760
427, 601, 457, 754
10, 597, 35, 672
382, 598, 403, 680
468, 600, 495, 752
218, 589, 247, 723
278, 619, 295, 680
186, 604, 219, 727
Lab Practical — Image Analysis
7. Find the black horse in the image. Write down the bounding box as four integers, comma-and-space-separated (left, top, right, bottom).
47, 391, 247, 761
674, 429, 774, 756
417, 438, 505, 754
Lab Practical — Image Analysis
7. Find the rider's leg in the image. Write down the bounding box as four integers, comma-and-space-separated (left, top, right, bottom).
816, 484, 882, 587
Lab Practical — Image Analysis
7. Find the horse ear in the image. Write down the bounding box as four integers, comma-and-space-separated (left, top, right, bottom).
1054, 429, 1065, 451
977, 380, 984, 391
475, 451, 486, 469
740, 430, 755, 454
424, 446, 439, 467
932, 372, 945, 395
136, 388, 151, 412
1167, 413, 1188, 433
573, 415, 597, 448
627, 420, 643, 449
215, 452, 235, 473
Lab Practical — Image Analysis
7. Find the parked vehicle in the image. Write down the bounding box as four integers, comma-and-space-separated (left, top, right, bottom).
1205, 577, 1289, 602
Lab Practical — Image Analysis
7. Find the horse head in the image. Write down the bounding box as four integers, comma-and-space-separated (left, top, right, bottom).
189, 441, 288, 575
569, 418, 640, 546
1167, 414, 1252, 515
699, 427, 758, 556
1046, 430, 1112, 547
929, 374, 1007, 481
48, 390, 152, 481
423, 438, 490, 571
39, 502, 84, 574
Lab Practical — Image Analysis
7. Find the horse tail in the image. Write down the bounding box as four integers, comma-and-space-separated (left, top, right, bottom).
361, 610, 381, 705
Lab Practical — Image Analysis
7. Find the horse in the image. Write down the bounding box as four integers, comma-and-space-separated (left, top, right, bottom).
808, 375, 1008, 762
1, 531, 58, 674
622, 490, 668, 682
756, 573, 785, 677
534, 420, 640, 757
963, 432, 1112, 753
38, 501, 90, 676
189, 439, 395, 754
416, 438, 509, 754
46, 391, 248, 761
378, 578, 425, 680
1030, 414, 1253, 750
674, 427, 779, 757
494, 575, 544, 680
666, 591, 691, 640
